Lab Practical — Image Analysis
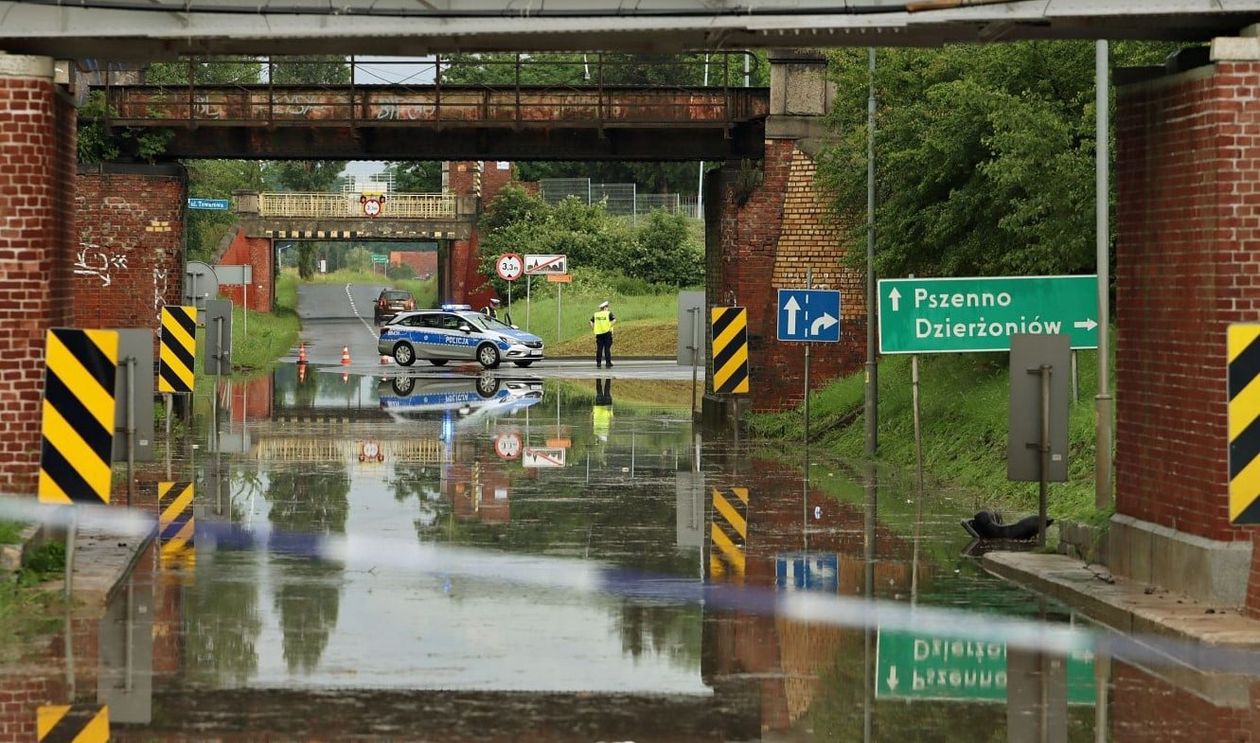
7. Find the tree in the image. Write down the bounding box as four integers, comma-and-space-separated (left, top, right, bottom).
184, 160, 266, 261
819, 41, 1179, 280
385, 161, 442, 192
627, 209, 704, 287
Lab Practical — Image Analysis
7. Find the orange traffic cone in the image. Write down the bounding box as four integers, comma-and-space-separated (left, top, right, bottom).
341, 371, 350, 384
379, 354, 391, 365
341, 346, 351, 365
298, 342, 307, 364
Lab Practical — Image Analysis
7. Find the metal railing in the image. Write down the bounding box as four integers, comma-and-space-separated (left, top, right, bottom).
93, 53, 766, 129
255, 192, 456, 219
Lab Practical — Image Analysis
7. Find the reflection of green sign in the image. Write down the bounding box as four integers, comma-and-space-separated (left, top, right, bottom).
878, 275, 1099, 354
371, 254, 388, 264
875, 629, 1095, 704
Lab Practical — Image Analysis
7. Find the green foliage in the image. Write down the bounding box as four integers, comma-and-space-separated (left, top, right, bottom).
342, 246, 373, 273
386, 262, 416, 280
820, 41, 1181, 280
625, 209, 704, 287
184, 159, 267, 261
297, 243, 317, 279
77, 91, 174, 165
230, 303, 300, 374
19, 541, 65, 584
0, 521, 22, 544
386, 161, 441, 192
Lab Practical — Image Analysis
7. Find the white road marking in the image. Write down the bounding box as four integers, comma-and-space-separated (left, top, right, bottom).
345, 283, 380, 337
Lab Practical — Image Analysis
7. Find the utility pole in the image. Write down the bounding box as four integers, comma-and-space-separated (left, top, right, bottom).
1095, 40, 1113, 510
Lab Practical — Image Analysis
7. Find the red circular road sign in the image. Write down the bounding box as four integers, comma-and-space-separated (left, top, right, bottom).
495, 432, 523, 460
496, 253, 524, 282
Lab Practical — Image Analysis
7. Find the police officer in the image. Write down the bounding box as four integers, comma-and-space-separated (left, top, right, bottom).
483, 298, 501, 320
589, 300, 616, 368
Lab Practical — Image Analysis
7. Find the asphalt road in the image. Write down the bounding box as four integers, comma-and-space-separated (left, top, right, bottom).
294, 283, 703, 380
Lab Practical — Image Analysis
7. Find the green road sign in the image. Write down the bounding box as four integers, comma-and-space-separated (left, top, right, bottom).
371, 254, 388, 264
878, 275, 1099, 354
875, 629, 1095, 704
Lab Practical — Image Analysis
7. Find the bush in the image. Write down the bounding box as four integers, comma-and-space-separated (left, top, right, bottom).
387, 262, 416, 280
628, 209, 704, 287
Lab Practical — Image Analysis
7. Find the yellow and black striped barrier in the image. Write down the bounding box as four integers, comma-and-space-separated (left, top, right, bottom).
158, 305, 197, 394
159, 481, 196, 567
38, 329, 119, 505
37, 704, 109, 743
711, 306, 749, 395
1228, 324, 1260, 525
709, 487, 749, 583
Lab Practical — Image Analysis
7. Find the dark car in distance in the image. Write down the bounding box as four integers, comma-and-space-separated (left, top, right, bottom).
375, 289, 415, 324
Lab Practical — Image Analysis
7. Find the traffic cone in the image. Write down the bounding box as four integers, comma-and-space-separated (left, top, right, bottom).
379, 354, 391, 365
341, 346, 351, 365
298, 342, 307, 364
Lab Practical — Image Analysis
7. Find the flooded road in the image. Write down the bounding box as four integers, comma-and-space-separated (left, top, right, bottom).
3, 320, 1259, 739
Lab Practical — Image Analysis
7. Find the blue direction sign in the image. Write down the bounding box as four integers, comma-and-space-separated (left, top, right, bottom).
775, 552, 840, 592
777, 289, 841, 342
188, 197, 230, 211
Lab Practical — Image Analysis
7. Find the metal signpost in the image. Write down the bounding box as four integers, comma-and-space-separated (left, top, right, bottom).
214, 264, 252, 334
188, 197, 230, 210
676, 291, 705, 415
1008, 334, 1071, 547
203, 300, 233, 376
878, 275, 1099, 354
524, 254, 566, 335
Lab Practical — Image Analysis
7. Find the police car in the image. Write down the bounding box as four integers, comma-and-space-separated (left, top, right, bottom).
378, 305, 545, 369
379, 374, 544, 426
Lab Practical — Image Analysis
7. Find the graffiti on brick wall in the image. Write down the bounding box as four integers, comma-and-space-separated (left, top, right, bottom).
74, 243, 128, 287
153, 267, 169, 322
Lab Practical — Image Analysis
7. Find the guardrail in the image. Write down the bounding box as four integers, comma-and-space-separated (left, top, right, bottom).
250, 192, 456, 220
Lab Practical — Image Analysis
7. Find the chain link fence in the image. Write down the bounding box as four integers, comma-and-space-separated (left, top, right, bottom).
539, 178, 701, 220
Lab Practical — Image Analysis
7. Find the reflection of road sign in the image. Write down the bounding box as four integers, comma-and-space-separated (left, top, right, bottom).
1229, 324, 1260, 524
524, 254, 567, 275
39, 328, 119, 505
495, 433, 523, 459
775, 552, 839, 592
711, 307, 749, 394
875, 629, 1095, 704
522, 447, 566, 467
37, 704, 109, 742
777, 289, 841, 342
188, 197, 230, 210
359, 441, 385, 462
709, 487, 749, 583
158, 481, 195, 567
879, 275, 1099, 354
496, 253, 524, 281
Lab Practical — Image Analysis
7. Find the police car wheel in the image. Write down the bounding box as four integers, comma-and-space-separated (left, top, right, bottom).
393, 342, 416, 366
391, 377, 415, 396
513, 361, 534, 368
477, 344, 501, 369
428, 359, 448, 366
476, 375, 500, 397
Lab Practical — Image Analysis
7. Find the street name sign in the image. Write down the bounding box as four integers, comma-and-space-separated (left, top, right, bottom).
525, 254, 568, 276
188, 197, 230, 211
875, 628, 1095, 704
878, 275, 1099, 354
777, 289, 841, 343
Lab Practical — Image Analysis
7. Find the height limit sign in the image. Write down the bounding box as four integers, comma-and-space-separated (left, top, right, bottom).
496, 253, 523, 282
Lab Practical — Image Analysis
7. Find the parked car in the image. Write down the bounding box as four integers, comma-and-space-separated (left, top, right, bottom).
378, 305, 545, 369
374, 289, 415, 324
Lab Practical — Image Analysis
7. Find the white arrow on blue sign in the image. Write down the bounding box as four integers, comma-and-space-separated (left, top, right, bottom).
777, 289, 841, 343
188, 198, 231, 211
775, 552, 840, 592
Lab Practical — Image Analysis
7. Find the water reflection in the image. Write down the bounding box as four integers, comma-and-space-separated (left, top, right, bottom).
3, 365, 1257, 740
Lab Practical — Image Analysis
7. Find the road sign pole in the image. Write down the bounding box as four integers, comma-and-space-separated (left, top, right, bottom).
526, 276, 531, 332
690, 306, 700, 417
1031, 363, 1053, 549
803, 269, 812, 502
1095, 39, 1113, 512
866, 45, 879, 459
556, 282, 562, 346
126, 356, 136, 507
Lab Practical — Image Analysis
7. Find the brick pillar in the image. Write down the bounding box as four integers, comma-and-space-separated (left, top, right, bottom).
0, 54, 75, 495
1114, 40, 1260, 613
446, 160, 499, 308
76, 164, 187, 327
217, 229, 273, 312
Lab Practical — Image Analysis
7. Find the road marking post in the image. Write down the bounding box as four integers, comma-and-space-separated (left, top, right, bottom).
39, 328, 119, 505
37, 705, 110, 743
710, 307, 749, 395
1228, 323, 1260, 524
158, 481, 196, 568
158, 306, 197, 393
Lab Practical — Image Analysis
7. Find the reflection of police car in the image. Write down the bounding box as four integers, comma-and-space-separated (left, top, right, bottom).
378, 375, 544, 424
378, 305, 545, 369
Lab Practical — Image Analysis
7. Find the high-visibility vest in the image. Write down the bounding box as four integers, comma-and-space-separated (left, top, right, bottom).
593, 405, 613, 438
592, 310, 613, 335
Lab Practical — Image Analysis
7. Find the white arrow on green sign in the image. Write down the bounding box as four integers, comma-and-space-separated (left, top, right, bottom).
878, 275, 1099, 354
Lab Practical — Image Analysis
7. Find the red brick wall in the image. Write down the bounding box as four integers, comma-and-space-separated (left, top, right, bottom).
389, 250, 437, 278
75, 165, 187, 330
446, 161, 509, 308
216, 229, 272, 312
0, 674, 65, 742
1116, 65, 1260, 540
1111, 659, 1260, 742
0, 59, 76, 495
710, 141, 866, 411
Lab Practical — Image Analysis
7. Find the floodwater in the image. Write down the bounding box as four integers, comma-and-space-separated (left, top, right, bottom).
3, 362, 1258, 741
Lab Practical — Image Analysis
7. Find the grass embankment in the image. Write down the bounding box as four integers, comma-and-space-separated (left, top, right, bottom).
0, 540, 66, 662
748, 344, 1112, 524
507, 293, 679, 355
0, 521, 23, 544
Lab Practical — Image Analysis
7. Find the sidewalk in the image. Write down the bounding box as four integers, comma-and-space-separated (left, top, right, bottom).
982, 551, 1260, 649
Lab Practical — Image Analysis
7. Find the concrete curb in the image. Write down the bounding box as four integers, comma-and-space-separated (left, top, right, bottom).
0, 522, 49, 578
982, 551, 1260, 649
